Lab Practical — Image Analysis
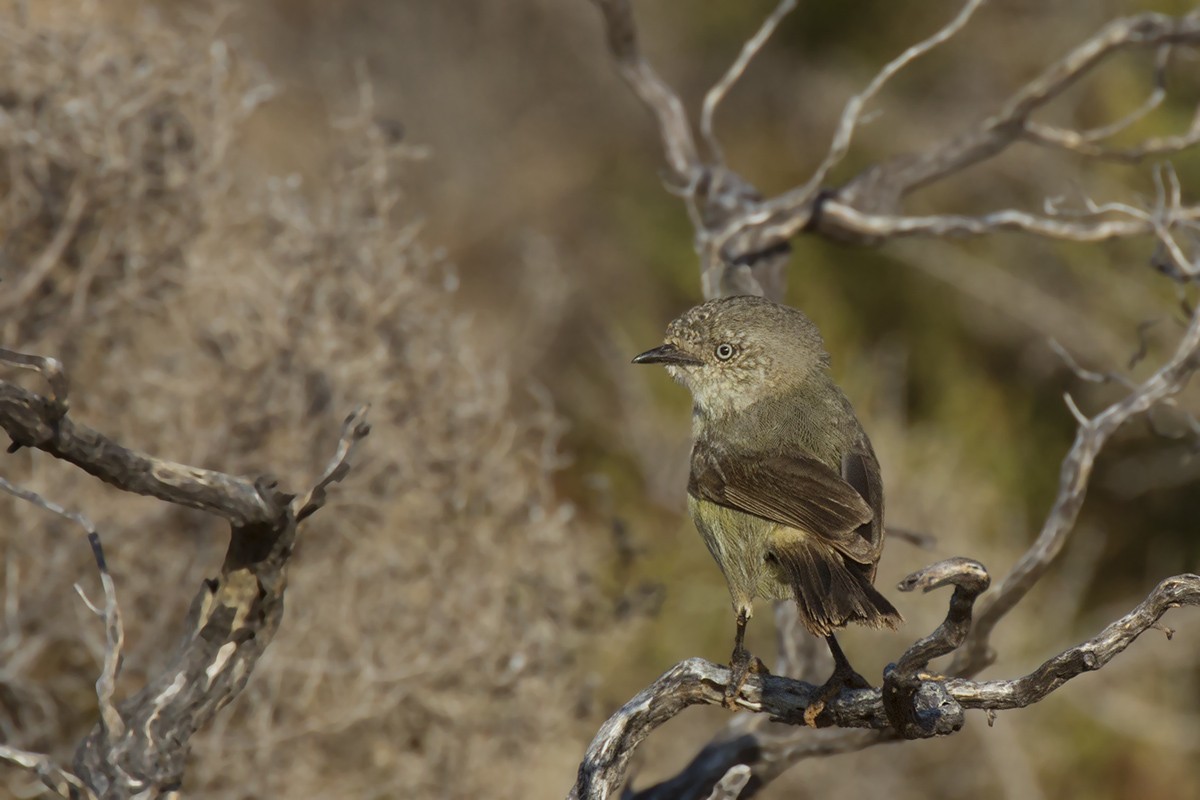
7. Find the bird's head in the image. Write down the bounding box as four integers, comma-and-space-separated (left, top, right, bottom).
632, 295, 830, 418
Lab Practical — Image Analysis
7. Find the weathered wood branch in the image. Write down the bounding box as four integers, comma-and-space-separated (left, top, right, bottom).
0, 379, 275, 526
588, 0, 790, 301
584, 1, 1200, 796
0, 352, 369, 799
946, 574, 1200, 709
699, 0, 797, 167
589, 2, 1200, 280
812, 199, 1200, 247
881, 558, 989, 738
570, 568, 1199, 800
0, 744, 93, 800
828, 12, 1200, 210
950, 302, 1200, 677
589, 0, 699, 182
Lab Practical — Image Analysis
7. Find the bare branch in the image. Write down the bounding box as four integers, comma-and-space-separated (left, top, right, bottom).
1050, 339, 1114, 385
589, 0, 700, 181
760, 0, 986, 222
567, 656, 894, 800
0, 347, 69, 421
733, 12, 1200, 249
586, 3, 1200, 797
0, 474, 92, 533
951, 304, 1200, 676
1024, 109, 1200, 162
0, 376, 278, 526
815, 197, 1200, 250
860, 12, 1200, 198
628, 728, 890, 800
0, 350, 369, 796
589, 0, 799, 301
81, 532, 126, 746
0, 744, 94, 800
571, 564, 1198, 799
1021, 45, 1200, 162
883, 558, 989, 739
893, 558, 991, 675
700, 0, 797, 166
1028, 43, 1171, 147
1, 481, 130, 747
291, 403, 371, 521
947, 574, 1200, 708
702, 766, 752, 800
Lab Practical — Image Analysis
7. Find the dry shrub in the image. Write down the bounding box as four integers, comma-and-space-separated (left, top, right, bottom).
0, 7, 607, 798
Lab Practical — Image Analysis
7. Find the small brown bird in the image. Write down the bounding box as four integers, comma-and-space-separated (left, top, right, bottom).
633, 295, 900, 718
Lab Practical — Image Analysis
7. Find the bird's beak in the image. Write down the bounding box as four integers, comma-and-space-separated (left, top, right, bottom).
631, 343, 703, 367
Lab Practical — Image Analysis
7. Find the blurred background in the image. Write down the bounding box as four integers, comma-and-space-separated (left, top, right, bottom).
1, 0, 1198, 798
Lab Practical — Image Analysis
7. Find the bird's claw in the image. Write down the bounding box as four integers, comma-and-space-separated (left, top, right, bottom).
725, 649, 769, 710
803, 664, 870, 727
802, 698, 826, 727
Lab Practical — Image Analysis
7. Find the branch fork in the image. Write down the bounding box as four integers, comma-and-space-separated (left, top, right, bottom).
583, 1, 1200, 795
0, 350, 369, 798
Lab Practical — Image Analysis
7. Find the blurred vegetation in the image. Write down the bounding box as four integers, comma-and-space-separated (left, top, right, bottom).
1, 1, 1199, 798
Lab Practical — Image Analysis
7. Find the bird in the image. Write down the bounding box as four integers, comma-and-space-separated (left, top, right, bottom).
633, 294, 901, 721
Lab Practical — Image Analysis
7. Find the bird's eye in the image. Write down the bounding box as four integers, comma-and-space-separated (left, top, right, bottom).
714, 343, 736, 361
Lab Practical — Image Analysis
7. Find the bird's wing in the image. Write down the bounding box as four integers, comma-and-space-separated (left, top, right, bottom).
841, 446, 885, 561
689, 441, 876, 564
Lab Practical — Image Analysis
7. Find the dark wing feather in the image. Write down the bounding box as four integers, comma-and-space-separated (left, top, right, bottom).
689, 440, 876, 564
841, 447, 885, 564
769, 536, 902, 636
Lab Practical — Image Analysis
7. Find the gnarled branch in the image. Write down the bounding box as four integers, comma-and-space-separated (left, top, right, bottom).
583, 0, 1200, 796
570, 567, 1199, 800
0, 351, 369, 798
951, 302, 1200, 677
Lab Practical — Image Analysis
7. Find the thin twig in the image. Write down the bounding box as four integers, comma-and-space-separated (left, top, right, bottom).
0, 477, 127, 741
81, 532, 126, 743
699, 0, 797, 166
0, 347, 69, 419
589, 0, 700, 181
717, 0, 987, 254
1024, 115, 1200, 162
951, 304, 1200, 676
0, 474, 92, 532
1022, 43, 1174, 154
733, 12, 1200, 250
815, 198, 1200, 253
292, 404, 371, 521
791, 0, 986, 201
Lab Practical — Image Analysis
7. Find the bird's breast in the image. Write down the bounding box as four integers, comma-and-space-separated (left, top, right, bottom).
687, 495, 793, 604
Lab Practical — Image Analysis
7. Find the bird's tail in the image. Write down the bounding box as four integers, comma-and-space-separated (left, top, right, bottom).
771, 537, 902, 637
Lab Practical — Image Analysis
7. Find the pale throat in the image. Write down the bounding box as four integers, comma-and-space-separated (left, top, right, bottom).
673, 366, 778, 429
682, 364, 831, 441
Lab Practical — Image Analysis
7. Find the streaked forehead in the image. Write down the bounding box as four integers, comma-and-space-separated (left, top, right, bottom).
666, 303, 719, 342
666, 296, 781, 337
663, 295, 826, 354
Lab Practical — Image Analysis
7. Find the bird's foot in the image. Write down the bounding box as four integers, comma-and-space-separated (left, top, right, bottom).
803, 663, 871, 727
724, 647, 770, 710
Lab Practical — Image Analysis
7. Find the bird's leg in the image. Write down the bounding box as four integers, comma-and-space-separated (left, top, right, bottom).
802, 634, 871, 727
725, 607, 768, 710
